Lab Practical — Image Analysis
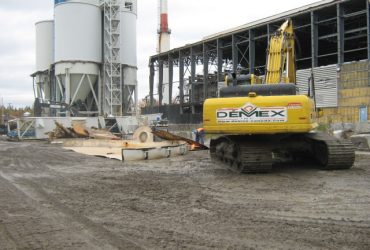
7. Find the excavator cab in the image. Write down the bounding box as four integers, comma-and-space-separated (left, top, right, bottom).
225, 73, 263, 86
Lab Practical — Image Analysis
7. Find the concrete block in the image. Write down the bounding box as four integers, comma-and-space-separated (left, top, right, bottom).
354, 122, 370, 134
350, 134, 370, 151
330, 122, 355, 131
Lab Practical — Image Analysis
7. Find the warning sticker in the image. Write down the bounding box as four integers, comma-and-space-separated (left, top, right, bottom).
287, 102, 303, 110
216, 103, 287, 123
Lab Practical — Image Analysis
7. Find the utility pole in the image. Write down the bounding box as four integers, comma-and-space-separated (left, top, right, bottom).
7, 103, 11, 123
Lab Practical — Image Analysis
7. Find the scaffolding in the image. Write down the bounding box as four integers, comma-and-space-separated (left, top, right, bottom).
103, 0, 122, 116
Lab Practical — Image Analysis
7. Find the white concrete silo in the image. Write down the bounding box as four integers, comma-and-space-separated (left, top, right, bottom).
54, 1, 102, 116
120, 0, 138, 114
35, 20, 54, 102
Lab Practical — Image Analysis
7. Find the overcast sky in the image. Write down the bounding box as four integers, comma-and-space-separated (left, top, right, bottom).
0, 0, 319, 108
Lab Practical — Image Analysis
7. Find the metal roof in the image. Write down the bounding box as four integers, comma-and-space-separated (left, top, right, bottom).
151, 0, 350, 59
202, 0, 342, 41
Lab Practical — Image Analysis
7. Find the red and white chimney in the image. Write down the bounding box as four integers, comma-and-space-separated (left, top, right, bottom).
157, 0, 171, 53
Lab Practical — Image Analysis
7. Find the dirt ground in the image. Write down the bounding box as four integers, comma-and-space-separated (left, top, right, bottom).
0, 137, 370, 250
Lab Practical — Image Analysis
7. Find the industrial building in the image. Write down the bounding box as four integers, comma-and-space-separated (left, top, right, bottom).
143, 0, 370, 127
32, 0, 138, 117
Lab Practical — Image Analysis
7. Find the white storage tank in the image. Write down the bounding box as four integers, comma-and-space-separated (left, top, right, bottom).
54, 1, 101, 63
54, 0, 100, 7
120, 0, 138, 110
54, 0, 102, 114
35, 20, 54, 72
120, 0, 137, 67
35, 20, 54, 101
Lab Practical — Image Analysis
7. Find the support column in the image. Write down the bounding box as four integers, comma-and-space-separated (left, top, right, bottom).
179, 51, 185, 108
367, 0, 370, 59
190, 48, 196, 114
311, 11, 318, 68
217, 39, 223, 83
190, 48, 196, 103
337, 3, 344, 64
149, 61, 155, 107
249, 29, 255, 74
168, 55, 173, 105
98, 70, 102, 115
158, 60, 164, 106
55, 76, 60, 103
65, 68, 70, 116
50, 67, 56, 104
203, 43, 209, 100
232, 34, 238, 84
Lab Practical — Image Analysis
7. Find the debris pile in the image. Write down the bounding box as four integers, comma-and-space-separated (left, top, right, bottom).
49, 122, 119, 140
49, 123, 194, 161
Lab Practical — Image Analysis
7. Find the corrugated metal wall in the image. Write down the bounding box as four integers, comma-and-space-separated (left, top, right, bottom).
312, 61, 370, 124
296, 65, 338, 108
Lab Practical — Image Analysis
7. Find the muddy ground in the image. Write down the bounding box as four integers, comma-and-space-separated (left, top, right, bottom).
0, 137, 369, 249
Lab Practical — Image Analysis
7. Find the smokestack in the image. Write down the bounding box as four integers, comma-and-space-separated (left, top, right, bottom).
157, 0, 171, 53
159, 0, 169, 33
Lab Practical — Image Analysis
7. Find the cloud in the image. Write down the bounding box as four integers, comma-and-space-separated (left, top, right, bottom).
0, 0, 52, 11
0, 1, 53, 108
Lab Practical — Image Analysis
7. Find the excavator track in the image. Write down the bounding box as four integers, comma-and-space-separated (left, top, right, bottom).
210, 133, 355, 173
210, 136, 273, 173
306, 133, 355, 170
237, 142, 273, 173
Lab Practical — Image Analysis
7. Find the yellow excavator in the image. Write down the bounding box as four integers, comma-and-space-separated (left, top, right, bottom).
203, 20, 355, 173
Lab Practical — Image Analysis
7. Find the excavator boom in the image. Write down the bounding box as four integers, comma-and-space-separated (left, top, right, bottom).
265, 20, 296, 84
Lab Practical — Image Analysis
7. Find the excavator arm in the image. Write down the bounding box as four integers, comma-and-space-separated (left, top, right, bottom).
265, 19, 296, 84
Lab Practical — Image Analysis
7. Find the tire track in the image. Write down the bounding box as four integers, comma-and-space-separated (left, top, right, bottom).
0, 170, 144, 250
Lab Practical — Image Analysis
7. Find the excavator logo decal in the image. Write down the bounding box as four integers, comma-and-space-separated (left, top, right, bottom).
242, 104, 257, 113
216, 103, 287, 123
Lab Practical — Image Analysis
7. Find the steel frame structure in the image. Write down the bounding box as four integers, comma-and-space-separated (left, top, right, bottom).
146, 0, 370, 120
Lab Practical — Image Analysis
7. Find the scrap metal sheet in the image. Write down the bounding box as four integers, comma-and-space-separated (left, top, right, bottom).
152, 130, 209, 150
